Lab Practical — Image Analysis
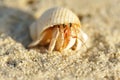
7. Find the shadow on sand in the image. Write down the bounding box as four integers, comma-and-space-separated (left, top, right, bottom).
0, 6, 35, 47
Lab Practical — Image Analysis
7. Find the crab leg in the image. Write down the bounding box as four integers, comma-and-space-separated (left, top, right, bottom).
55, 25, 64, 51
48, 27, 59, 52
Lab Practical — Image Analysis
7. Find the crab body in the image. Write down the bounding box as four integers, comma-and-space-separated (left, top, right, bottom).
28, 7, 88, 52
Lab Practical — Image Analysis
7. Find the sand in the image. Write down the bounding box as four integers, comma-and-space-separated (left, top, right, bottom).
0, 0, 120, 80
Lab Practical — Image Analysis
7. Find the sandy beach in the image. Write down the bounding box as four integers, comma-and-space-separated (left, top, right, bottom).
0, 0, 120, 80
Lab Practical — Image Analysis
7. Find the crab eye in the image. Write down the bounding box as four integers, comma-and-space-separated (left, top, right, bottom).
69, 23, 72, 27
63, 24, 66, 28
58, 25, 60, 28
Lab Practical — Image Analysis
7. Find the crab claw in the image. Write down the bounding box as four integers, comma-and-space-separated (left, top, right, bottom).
64, 37, 76, 50
72, 29, 88, 50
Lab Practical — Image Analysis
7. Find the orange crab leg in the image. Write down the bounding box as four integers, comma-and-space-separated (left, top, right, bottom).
62, 25, 71, 48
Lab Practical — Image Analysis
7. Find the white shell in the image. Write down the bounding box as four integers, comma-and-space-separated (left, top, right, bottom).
29, 7, 81, 44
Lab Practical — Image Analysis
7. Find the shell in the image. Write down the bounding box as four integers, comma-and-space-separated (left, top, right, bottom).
29, 7, 81, 45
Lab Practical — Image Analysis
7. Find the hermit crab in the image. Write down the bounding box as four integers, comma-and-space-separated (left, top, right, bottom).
28, 7, 88, 52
